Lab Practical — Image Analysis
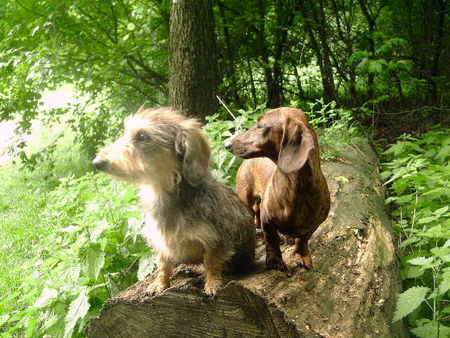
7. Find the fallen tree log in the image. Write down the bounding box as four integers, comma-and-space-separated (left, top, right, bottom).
87, 141, 406, 338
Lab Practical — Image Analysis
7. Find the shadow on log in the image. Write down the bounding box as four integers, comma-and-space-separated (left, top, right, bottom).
88, 141, 406, 338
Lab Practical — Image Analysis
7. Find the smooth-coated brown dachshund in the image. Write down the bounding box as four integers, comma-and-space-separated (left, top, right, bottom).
225, 107, 330, 271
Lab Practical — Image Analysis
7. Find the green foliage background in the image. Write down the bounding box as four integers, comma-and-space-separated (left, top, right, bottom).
382, 129, 450, 337
0, 0, 448, 336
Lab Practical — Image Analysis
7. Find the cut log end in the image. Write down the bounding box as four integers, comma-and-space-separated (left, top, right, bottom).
87, 141, 407, 338
88, 277, 300, 338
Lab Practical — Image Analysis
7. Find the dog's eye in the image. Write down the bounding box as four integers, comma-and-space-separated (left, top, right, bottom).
135, 132, 150, 143
257, 124, 264, 129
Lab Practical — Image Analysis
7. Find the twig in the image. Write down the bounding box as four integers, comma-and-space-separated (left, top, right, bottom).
216, 95, 236, 119
352, 143, 367, 158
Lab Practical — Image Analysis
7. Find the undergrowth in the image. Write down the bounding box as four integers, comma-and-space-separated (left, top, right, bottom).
206, 99, 364, 186
0, 101, 362, 336
382, 127, 450, 337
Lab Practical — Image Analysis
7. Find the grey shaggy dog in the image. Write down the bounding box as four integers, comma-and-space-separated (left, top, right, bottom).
93, 107, 255, 297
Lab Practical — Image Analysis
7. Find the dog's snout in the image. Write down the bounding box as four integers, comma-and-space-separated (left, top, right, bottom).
224, 141, 233, 150
92, 157, 108, 171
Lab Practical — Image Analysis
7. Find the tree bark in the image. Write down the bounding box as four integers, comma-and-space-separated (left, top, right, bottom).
168, 0, 219, 120
88, 141, 407, 338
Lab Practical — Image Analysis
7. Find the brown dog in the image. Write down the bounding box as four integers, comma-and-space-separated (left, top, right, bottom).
225, 107, 330, 271
93, 107, 255, 297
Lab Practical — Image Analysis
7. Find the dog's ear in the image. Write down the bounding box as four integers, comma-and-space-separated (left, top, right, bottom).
278, 117, 315, 174
175, 120, 211, 186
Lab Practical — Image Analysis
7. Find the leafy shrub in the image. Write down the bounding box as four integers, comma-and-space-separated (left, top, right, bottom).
304, 99, 366, 160
382, 128, 450, 337
0, 172, 150, 337
204, 104, 265, 186
205, 100, 365, 186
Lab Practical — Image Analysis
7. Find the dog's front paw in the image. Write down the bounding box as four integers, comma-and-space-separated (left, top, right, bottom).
204, 279, 222, 298
293, 253, 313, 270
266, 255, 288, 271
145, 281, 169, 296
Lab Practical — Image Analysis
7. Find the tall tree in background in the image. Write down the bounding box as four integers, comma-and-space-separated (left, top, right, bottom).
298, 0, 337, 103
169, 0, 219, 119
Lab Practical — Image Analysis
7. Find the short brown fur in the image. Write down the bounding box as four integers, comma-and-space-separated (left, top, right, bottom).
93, 107, 255, 297
226, 107, 330, 271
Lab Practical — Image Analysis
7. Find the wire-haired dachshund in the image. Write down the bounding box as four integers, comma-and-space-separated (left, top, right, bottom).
93, 106, 255, 297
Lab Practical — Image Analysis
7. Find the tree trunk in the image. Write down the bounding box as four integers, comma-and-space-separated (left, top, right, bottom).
217, 1, 242, 108
298, 0, 337, 103
87, 141, 407, 338
168, 0, 219, 120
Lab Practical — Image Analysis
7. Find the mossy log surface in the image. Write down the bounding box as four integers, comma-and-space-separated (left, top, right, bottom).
88, 141, 406, 338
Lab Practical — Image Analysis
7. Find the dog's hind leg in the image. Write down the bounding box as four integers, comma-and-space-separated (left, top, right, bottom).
293, 232, 313, 270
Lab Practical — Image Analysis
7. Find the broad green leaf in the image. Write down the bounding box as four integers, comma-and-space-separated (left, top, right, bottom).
64, 288, 90, 338
434, 205, 449, 216
400, 265, 425, 279
408, 257, 434, 267
79, 243, 105, 281
393, 286, 430, 321
430, 247, 450, 258
439, 276, 450, 295
410, 319, 450, 338
417, 216, 436, 224
399, 236, 419, 248
34, 287, 58, 308
137, 253, 155, 281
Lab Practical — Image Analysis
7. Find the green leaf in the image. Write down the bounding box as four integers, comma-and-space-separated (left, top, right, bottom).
417, 216, 436, 224
400, 265, 425, 279
410, 319, 450, 338
137, 253, 154, 281
399, 236, 419, 248
439, 276, 450, 295
79, 243, 105, 281
435, 145, 450, 162
34, 287, 58, 308
64, 288, 90, 338
408, 256, 434, 267
434, 205, 449, 217
393, 286, 430, 321
127, 23, 136, 31
431, 247, 450, 258
0, 314, 10, 327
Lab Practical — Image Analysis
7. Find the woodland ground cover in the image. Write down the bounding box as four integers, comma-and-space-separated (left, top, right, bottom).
382, 128, 450, 337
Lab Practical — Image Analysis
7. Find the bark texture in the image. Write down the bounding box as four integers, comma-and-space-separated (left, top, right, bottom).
168, 0, 219, 120
88, 141, 406, 338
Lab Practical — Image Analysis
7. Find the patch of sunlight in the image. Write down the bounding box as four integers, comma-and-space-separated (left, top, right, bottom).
39, 84, 86, 111
0, 85, 86, 166
0, 121, 16, 166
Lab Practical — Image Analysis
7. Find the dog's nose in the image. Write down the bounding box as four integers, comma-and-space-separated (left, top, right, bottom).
224, 141, 232, 150
92, 157, 108, 171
